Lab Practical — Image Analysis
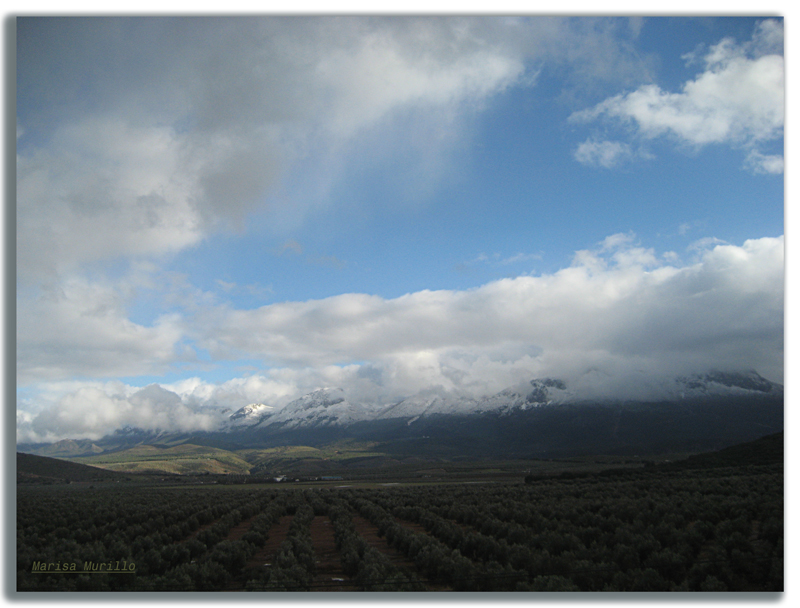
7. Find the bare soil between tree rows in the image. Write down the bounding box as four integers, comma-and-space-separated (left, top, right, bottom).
351, 515, 450, 591
245, 514, 293, 570
309, 516, 358, 591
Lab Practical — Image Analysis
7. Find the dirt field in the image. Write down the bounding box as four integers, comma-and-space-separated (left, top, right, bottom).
308, 516, 357, 591
245, 514, 293, 569
225, 514, 259, 541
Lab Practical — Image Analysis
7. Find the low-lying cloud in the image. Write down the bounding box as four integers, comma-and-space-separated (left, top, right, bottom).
18, 235, 783, 443
199, 234, 783, 381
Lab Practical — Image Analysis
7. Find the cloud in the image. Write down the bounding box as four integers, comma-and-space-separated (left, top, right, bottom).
15, 19, 783, 443
16, 275, 189, 385
278, 240, 304, 256
17, 17, 661, 282
745, 150, 785, 175
465, 251, 543, 268
574, 139, 634, 168
17, 234, 783, 442
311, 19, 525, 137
17, 119, 202, 280
275, 240, 346, 269
688, 236, 727, 252
15, 18, 527, 282
19, 384, 224, 443
14, 16, 671, 390
198, 234, 782, 384
570, 19, 783, 172
499, 252, 543, 265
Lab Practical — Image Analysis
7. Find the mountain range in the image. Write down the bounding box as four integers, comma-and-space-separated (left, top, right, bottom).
17, 370, 783, 461
220, 371, 782, 430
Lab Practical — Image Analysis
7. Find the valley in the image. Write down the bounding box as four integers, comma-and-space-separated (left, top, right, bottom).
16, 432, 784, 592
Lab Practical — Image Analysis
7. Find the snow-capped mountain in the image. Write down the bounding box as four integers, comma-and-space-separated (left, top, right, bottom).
375, 378, 571, 423
476, 378, 572, 414
18, 370, 783, 460
228, 403, 274, 427
676, 371, 783, 397
223, 371, 782, 432
377, 389, 479, 423
243, 388, 370, 430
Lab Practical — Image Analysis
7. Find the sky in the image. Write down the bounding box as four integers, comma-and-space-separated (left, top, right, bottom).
14, 15, 785, 443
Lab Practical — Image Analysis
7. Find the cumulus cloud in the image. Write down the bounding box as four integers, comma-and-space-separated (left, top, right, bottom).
200, 235, 782, 378
16, 275, 188, 385
20, 384, 224, 443
311, 19, 524, 137
17, 119, 200, 280
15, 19, 783, 443
570, 19, 783, 171
15, 16, 665, 389
15, 16, 668, 388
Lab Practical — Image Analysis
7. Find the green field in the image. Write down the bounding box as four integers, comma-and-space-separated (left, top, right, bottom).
64, 440, 391, 476
24, 432, 782, 486
70, 444, 252, 475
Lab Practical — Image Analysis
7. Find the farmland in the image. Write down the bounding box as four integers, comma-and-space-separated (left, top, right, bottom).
63, 440, 394, 476
17, 435, 783, 592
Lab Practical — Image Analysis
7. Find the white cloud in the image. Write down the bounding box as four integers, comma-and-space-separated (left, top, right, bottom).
15, 20, 783, 443
313, 22, 524, 137
16, 275, 188, 385
15, 18, 665, 387
688, 236, 727, 252
499, 252, 543, 265
17, 119, 200, 280
15, 18, 528, 283
17, 234, 783, 442
19, 384, 224, 443
599, 232, 636, 250
197, 234, 783, 386
574, 139, 633, 168
570, 19, 783, 172
17, 17, 660, 283
17, 17, 664, 390
466, 251, 542, 267
745, 149, 785, 174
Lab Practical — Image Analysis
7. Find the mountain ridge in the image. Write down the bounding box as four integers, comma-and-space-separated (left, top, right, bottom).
223, 369, 782, 431
17, 370, 783, 460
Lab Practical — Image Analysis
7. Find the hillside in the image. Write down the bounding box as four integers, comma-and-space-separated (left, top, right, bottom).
70, 444, 253, 475
16, 452, 130, 484
664, 431, 783, 470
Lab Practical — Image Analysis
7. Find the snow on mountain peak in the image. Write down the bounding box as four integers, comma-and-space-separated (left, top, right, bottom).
477, 378, 571, 414
292, 387, 346, 410
676, 371, 782, 397
228, 402, 274, 426
377, 389, 479, 421
260, 387, 366, 429
221, 371, 782, 432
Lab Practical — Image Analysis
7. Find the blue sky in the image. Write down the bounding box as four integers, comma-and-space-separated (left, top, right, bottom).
15, 15, 785, 442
